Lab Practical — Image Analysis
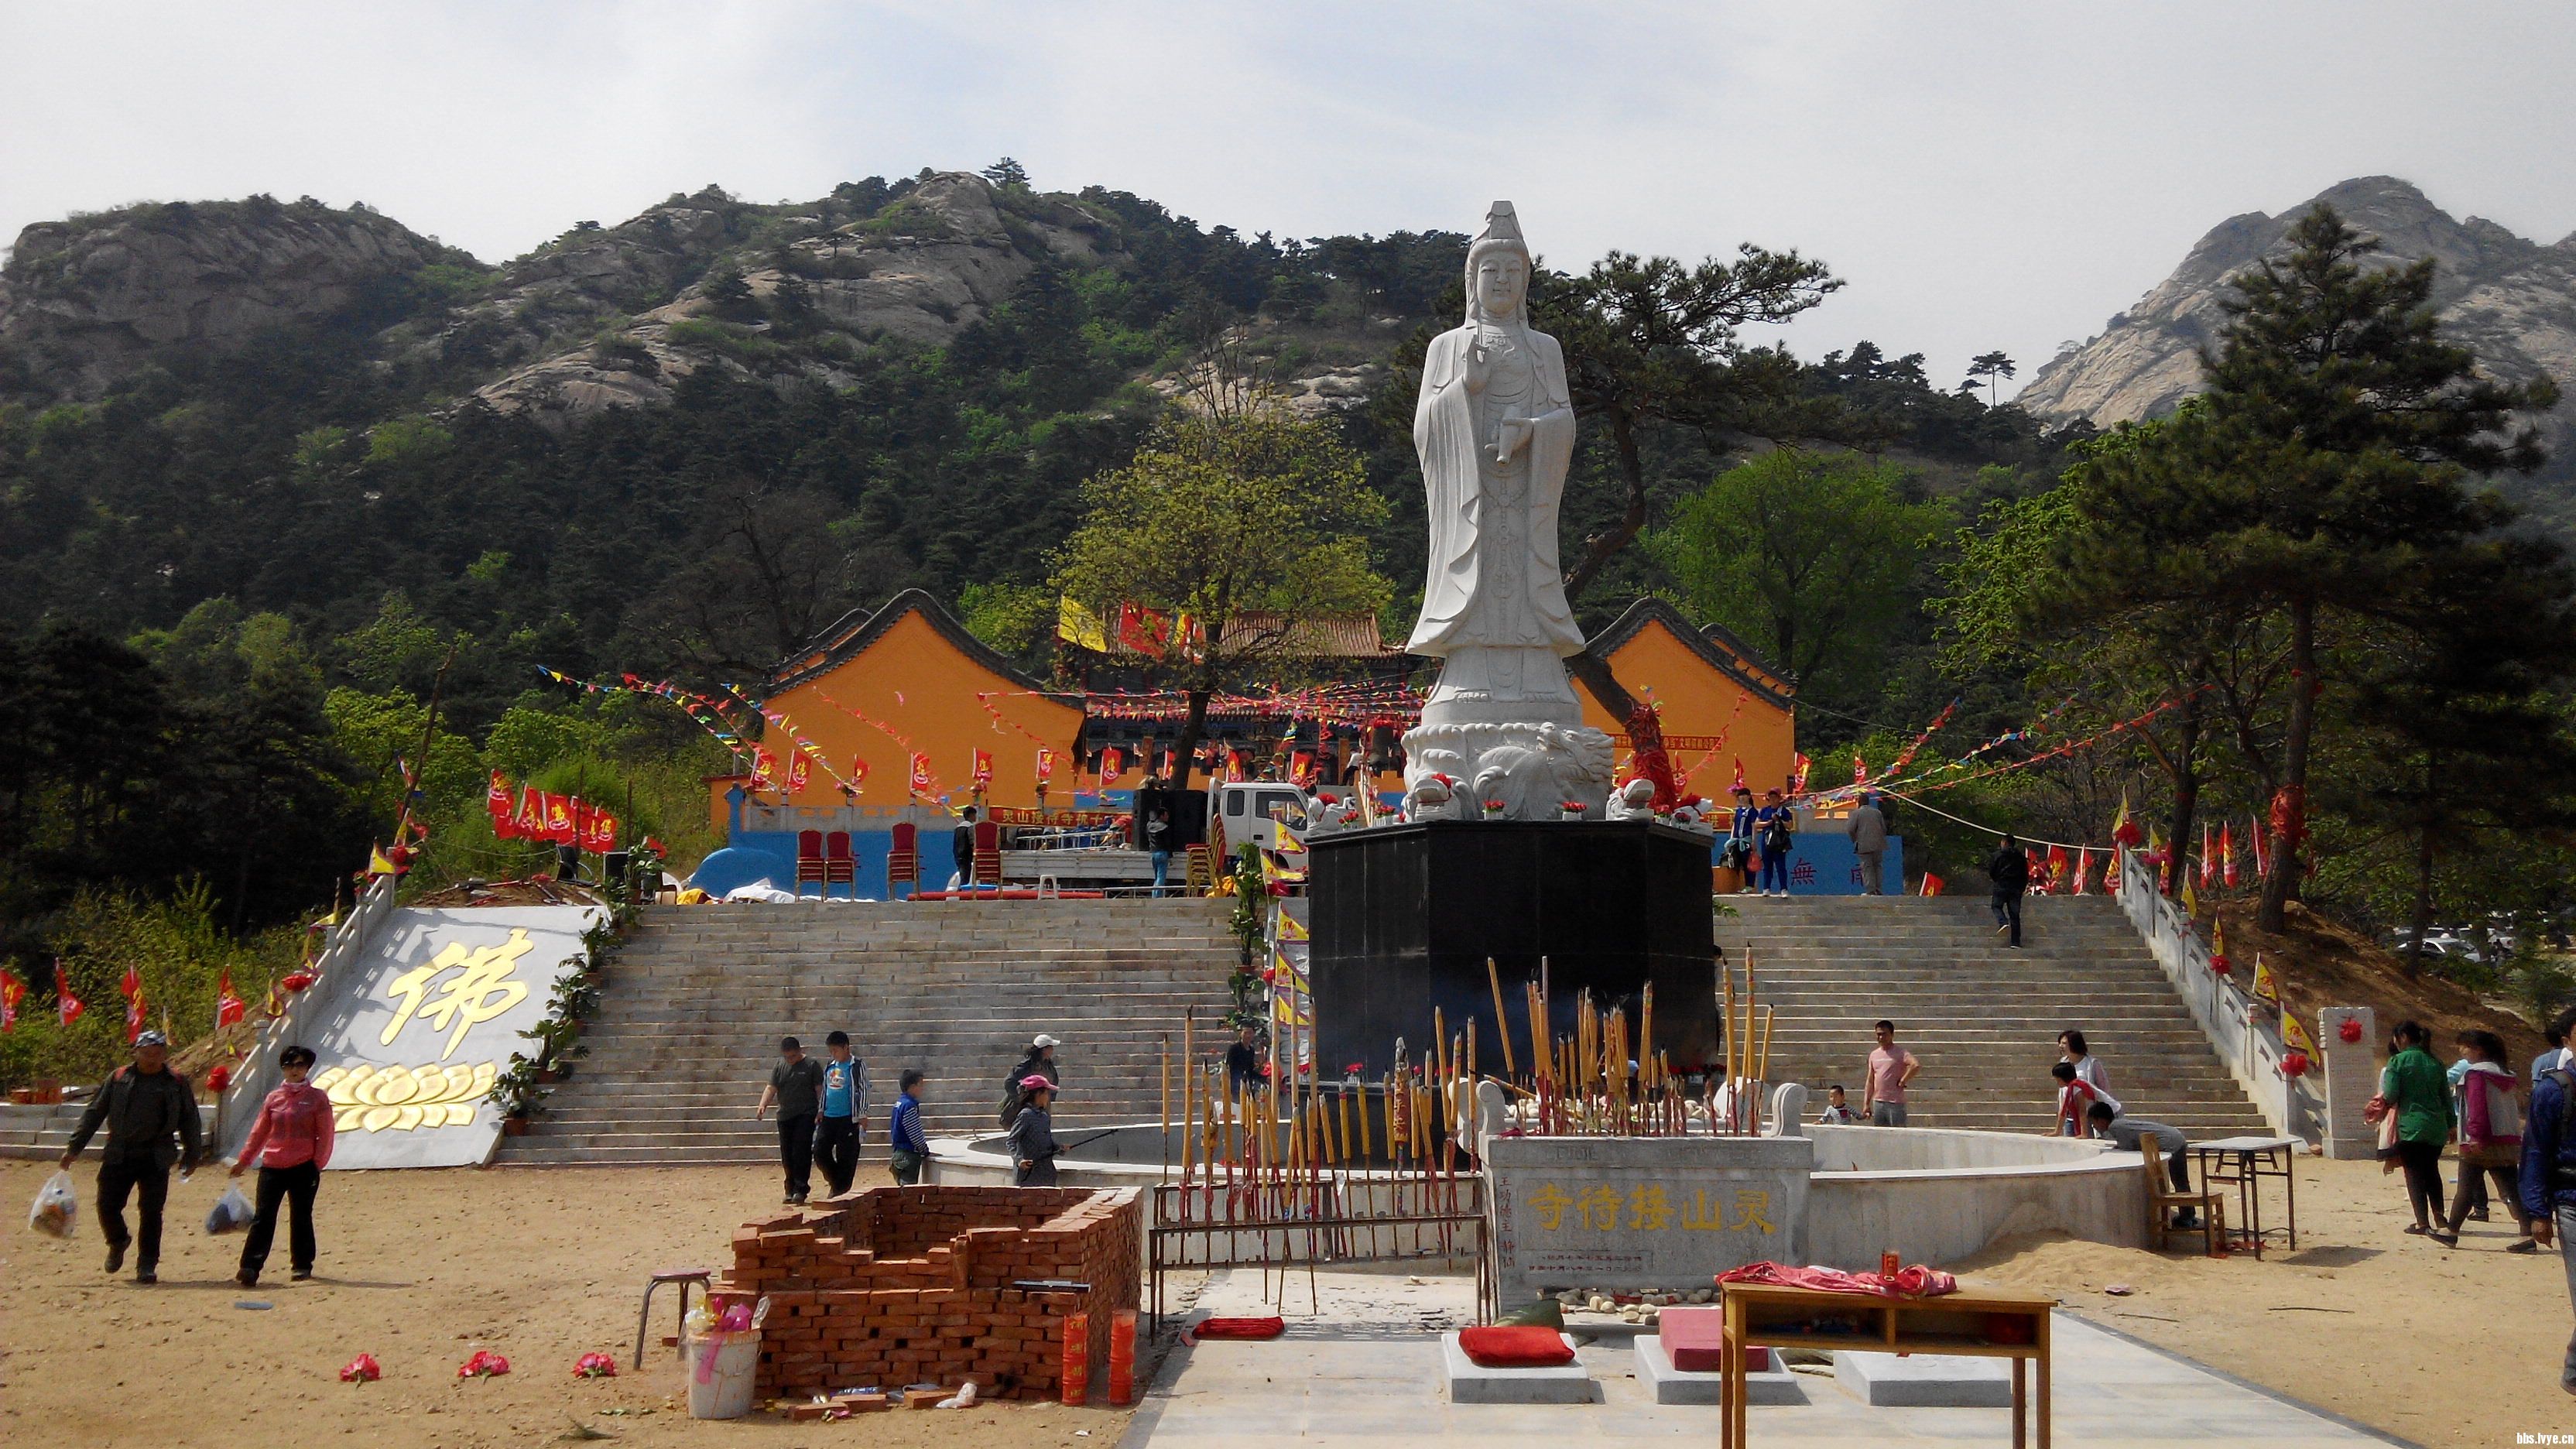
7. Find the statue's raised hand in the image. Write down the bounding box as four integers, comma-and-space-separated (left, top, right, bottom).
1493, 416, 1532, 462
1462, 341, 1491, 396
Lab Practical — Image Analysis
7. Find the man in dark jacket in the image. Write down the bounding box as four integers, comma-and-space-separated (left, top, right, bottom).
2523, 1060, 2576, 1392
1987, 833, 2030, 947
60, 1029, 204, 1283
953, 807, 979, 887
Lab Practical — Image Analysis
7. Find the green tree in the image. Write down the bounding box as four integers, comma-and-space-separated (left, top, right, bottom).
1652, 450, 1948, 704
2060, 204, 2559, 929
1053, 410, 1392, 789
1530, 248, 1843, 714
1965, 351, 2016, 408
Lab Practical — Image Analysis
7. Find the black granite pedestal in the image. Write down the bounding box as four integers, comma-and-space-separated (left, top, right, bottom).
1304, 820, 1718, 1076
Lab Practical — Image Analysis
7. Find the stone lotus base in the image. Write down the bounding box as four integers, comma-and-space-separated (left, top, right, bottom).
1399, 719, 1614, 821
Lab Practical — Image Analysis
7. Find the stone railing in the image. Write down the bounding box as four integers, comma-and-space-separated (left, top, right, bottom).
2112, 848, 2322, 1143
215, 871, 399, 1158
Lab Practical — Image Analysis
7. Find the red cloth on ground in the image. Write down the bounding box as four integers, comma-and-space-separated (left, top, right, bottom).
1458, 1325, 1575, 1368
1656, 1307, 1769, 1373
1194, 1316, 1285, 1340
1714, 1261, 1958, 1297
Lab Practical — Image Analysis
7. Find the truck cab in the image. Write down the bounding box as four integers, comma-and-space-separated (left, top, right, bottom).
1209, 781, 1313, 857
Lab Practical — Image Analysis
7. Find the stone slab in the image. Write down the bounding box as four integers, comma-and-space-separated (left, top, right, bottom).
1486, 1134, 1814, 1303
1832, 1349, 2015, 1406
1636, 1334, 1807, 1406
1439, 1331, 1596, 1404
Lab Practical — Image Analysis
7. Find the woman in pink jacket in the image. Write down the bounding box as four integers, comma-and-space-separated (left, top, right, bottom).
2437, 1029, 2533, 1251
231, 1044, 334, 1286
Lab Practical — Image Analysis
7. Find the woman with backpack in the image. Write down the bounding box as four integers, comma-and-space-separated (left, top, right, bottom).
2438, 1029, 2536, 1251
2379, 1020, 2456, 1238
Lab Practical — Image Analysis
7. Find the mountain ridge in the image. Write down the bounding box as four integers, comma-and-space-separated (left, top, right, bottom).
2019, 175, 2576, 521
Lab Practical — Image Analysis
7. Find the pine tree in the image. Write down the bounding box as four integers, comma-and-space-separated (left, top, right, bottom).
2066, 204, 2559, 929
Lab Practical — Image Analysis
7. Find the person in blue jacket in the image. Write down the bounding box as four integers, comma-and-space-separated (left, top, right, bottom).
2524, 1058, 2576, 1393
888, 1070, 930, 1185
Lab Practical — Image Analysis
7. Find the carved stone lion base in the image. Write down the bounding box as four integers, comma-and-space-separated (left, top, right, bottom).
1401, 720, 1616, 822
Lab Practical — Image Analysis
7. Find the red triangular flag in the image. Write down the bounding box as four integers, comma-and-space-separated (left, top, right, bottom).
1919, 873, 1944, 897
2048, 844, 2071, 890
1731, 757, 1749, 793
58, 963, 84, 1026
485, 770, 512, 823
215, 966, 246, 1028
125, 985, 148, 1046
512, 786, 544, 839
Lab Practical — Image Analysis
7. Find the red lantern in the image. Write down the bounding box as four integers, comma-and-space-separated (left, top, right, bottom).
2281, 1050, 2311, 1078
206, 1064, 232, 1093
2338, 1018, 2363, 1044
281, 970, 317, 995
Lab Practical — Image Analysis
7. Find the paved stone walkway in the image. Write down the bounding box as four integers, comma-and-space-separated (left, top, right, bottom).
1124, 1270, 2409, 1447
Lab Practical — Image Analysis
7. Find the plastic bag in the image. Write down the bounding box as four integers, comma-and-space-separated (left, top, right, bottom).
29, 1170, 78, 1237
205, 1184, 255, 1235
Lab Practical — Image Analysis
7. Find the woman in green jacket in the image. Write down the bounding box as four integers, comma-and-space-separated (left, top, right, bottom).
2382, 1020, 2457, 1235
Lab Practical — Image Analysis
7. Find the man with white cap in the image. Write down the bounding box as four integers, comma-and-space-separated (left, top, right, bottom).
1001, 1033, 1062, 1125
60, 1029, 204, 1283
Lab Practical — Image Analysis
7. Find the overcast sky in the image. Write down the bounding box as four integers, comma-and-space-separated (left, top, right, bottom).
6, 2, 2574, 394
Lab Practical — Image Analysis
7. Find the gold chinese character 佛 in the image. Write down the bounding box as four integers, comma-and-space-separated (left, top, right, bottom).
381, 929, 537, 1060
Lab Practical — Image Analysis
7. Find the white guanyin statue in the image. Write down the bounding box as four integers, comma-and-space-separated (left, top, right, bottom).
1398, 202, 1615, 818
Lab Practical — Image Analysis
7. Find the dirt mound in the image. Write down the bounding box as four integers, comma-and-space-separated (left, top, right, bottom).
2215, 898, 2547, 1065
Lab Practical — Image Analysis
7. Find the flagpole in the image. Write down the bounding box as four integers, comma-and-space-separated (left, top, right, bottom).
391, 641, 459, 862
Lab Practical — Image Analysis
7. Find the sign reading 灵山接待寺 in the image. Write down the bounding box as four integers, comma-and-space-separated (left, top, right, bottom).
1485, 1135, 1813, 1304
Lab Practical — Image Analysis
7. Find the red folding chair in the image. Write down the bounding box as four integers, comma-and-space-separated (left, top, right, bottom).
795, 829, 825, 897
886, 821, 918, 899
824, 831, 854, 898
972, 819, 1002, 887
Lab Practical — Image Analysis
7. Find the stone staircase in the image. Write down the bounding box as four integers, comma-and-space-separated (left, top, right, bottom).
502, 898, 1239, 1167
1714, 894, 2272, 1138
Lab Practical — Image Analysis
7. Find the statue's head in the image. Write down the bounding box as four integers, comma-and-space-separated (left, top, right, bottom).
1465, 201, 1532, 324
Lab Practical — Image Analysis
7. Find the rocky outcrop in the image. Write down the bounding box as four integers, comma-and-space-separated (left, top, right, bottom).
0, 197, 468, 400
2019, 176, 2576, 511
466, 174, 1129, 430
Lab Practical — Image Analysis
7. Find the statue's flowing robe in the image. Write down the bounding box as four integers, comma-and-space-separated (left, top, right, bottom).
1405, 323, 1585, 658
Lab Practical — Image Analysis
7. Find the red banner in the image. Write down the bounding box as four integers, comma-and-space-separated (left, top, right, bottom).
788, 750, 811, 793
486, 770, 513, 834
215, 967, 246, 1028
908, 753, 933, 800
972, 749, 993, 790
0, 968, 21, 1033
1035, 747, 1055, 783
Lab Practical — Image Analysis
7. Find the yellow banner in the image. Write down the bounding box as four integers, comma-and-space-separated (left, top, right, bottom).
1057, 596, 1108, 652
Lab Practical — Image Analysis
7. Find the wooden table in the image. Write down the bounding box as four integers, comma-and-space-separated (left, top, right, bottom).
1718, 1281, 2054, 1448
2191, 1135, 2300, 1255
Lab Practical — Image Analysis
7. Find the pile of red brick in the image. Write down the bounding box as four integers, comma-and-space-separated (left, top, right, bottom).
714, 1184, 1139, 1402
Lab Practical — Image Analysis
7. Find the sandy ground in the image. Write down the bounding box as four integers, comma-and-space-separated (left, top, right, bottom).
4, 1153, 2571, 1447
1954, 1153, 2572, 1447
0, 1160, 1138, 1449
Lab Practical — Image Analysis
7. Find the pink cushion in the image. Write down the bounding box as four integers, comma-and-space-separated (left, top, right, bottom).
1659, 1307, 1767, 1373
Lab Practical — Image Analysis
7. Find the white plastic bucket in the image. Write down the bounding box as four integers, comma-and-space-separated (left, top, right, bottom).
685, 1330, 762, 1420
